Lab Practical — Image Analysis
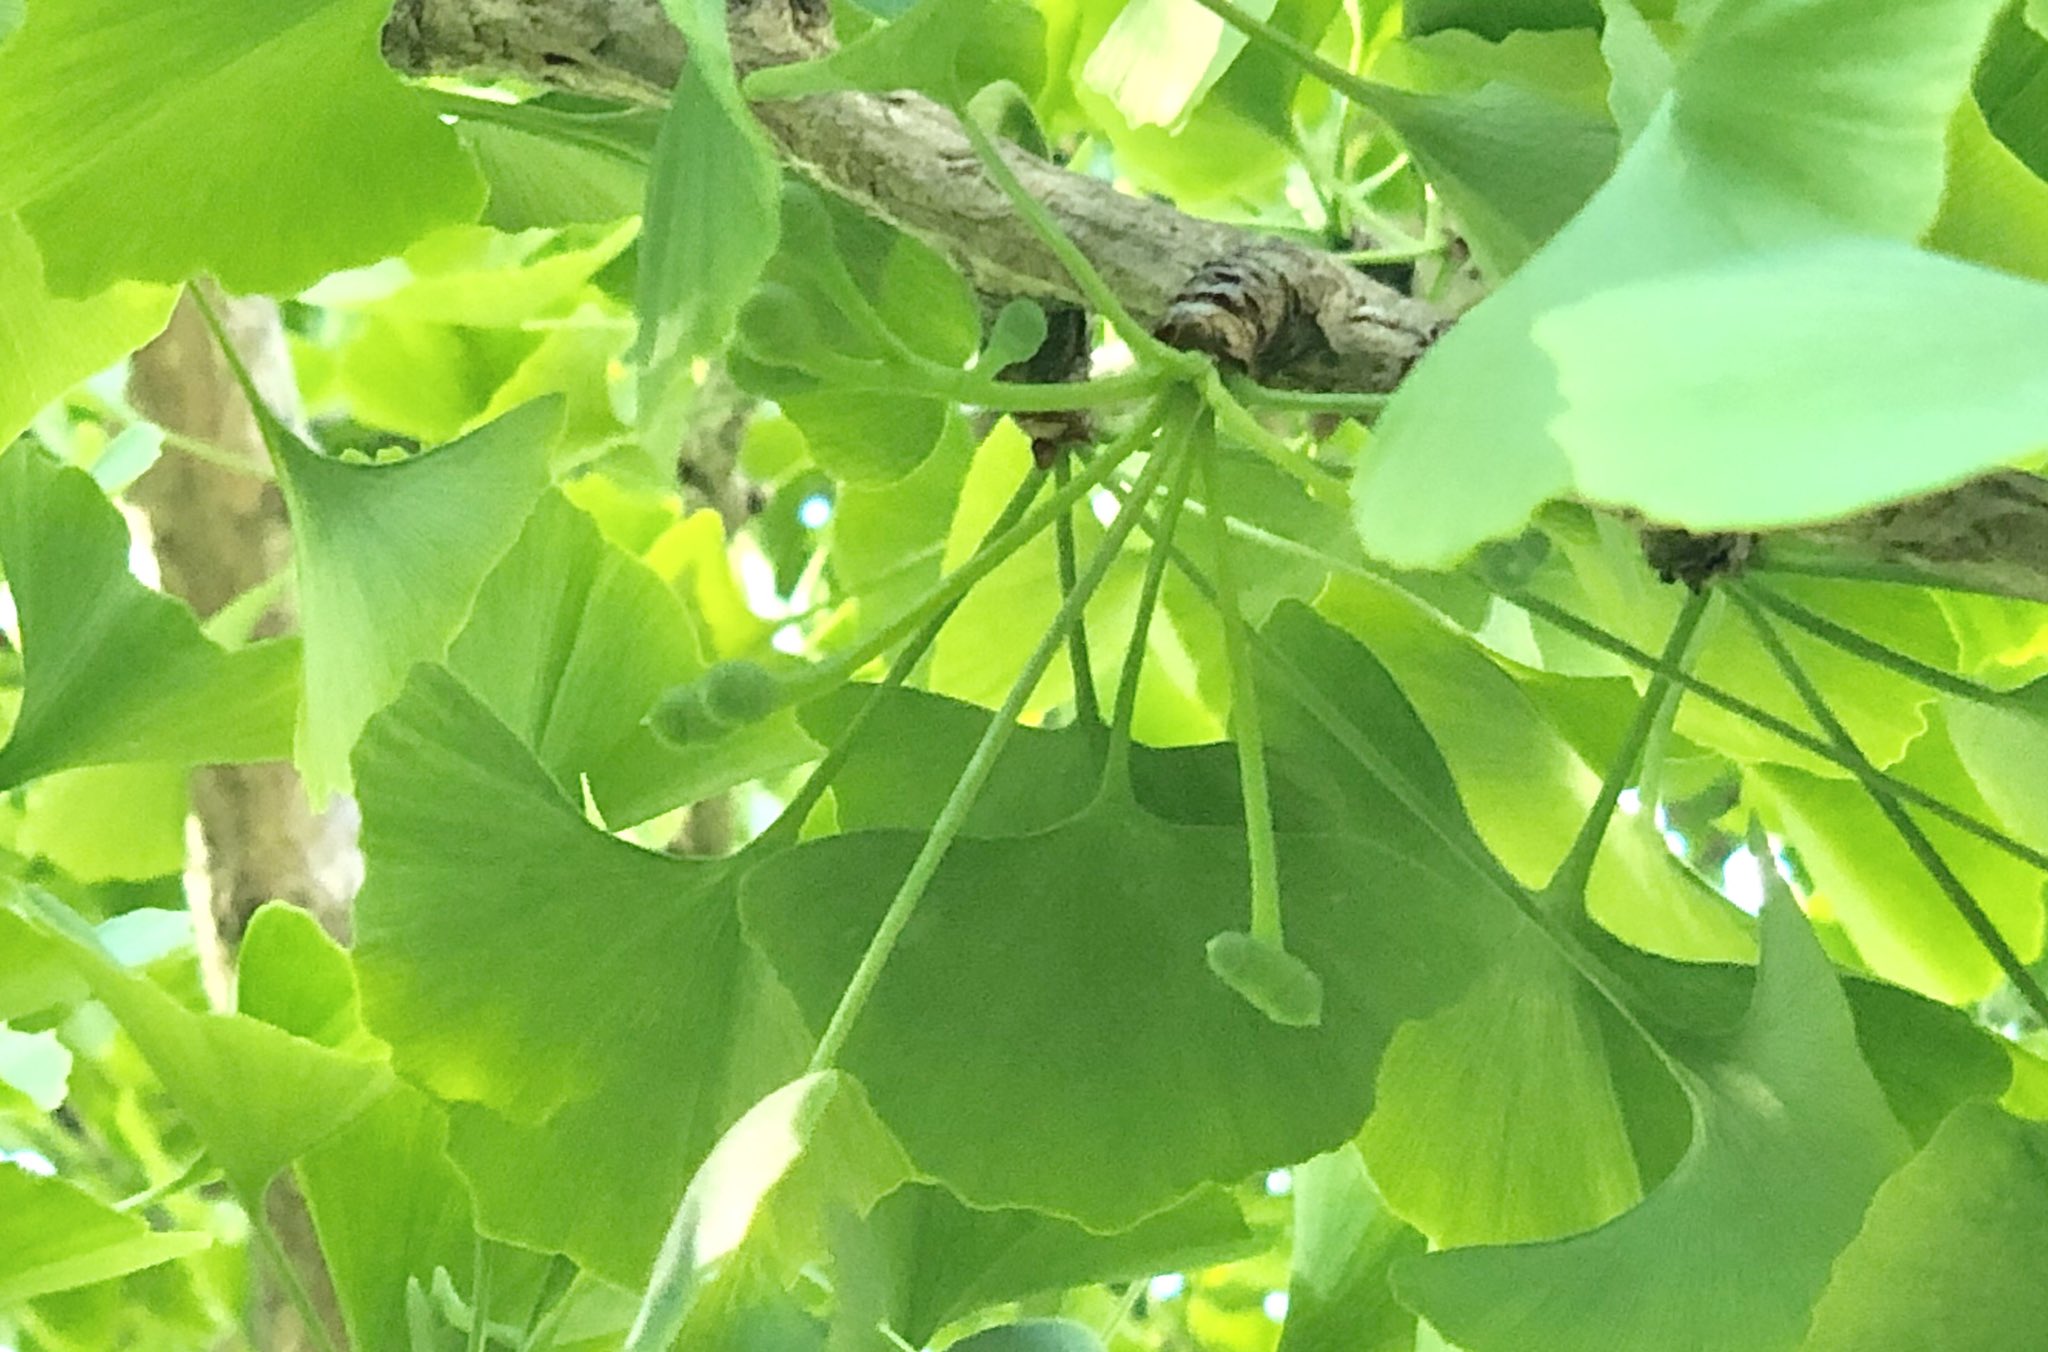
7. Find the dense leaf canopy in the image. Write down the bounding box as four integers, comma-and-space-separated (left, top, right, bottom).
4, 0, 2048, 1349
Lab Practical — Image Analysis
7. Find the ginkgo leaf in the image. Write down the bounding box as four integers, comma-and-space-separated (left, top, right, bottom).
272, 400, 555, 796
444, 490, 814, 828
231, 905, 481, 1352
1536, 240, 2048, 529
0, 214, 174, 447
1353, 0, 2010, 566
10, 889, 390, 1197
351, 665, 810, 1283
1276, 1146, 1425, 1352
880, 1183, 1253, 1344
0, 446, 298, 790
624, 1071, 914, 1352
1359, 935, 1641, 1247
1395, 894, 1912, 1352
0, 0, 482, 295
1800, 1103, 2048, 1351
743, 788, 1512, 1230
0, 1163, 211, 1305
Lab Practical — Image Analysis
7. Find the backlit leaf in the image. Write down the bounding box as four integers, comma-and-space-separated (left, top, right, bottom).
0, 214, 174, 447
0, 1163, 210, 1304
272, 400, 555, 796
0, 0, 483, 294
0, 446, 298, 790
1801, 1104, 2048, 1351
352, 666, 809, 1283
1397, 895, 1911, 1352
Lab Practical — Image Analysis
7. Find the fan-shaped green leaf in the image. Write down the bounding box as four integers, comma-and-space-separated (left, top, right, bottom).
0, 1163, 210, 1304
1801, 1103, 2048, 1351
0, 446, 298, 790
1750, 721, 2044, 1005
744, 790, 1512, 1229
1536, 240, 2048, 529
445, 489, 816, 827
880, 1183, 1253, 1345
9, 890, 390, 1195
1354, 0, 2008, 566
0, 0, 483, 295
636, 1, 780, 385
1083, 0, 1273, 132
0, 215, 174, 446
1276, 1146, 1425, 1352
1351, 80, 1617, 277
351, 665, 809, 1282
624, 1071, 914, 1352
1360, 935, 1640, 1246
1396, 894, 1911, 1352
271, 400, 555, 796
298, 1086, 479, 1352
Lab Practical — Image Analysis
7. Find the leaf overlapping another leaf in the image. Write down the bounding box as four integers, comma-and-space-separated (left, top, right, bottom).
0, 445, 298, 790
1353, 0, 2022, 566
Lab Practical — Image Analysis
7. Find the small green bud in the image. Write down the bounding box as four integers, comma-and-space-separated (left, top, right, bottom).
698, 660, 784, 726
649, 684, 719, 747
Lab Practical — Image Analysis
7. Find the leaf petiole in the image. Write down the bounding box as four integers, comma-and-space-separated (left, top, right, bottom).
1097, 419, 1203, 802
1505, 586, 2048, 879
1200, 429, 1285, 948
1730, 590, 2048, 1026
952, 104, 1201, 377
1539, 588, 1709, 910
1739, 581, 2011, 710
1053, 457, 1101, 726
1191, 419, 1325, 1026
782, 398, 1171, 703
1201, 369, 1350, 506
760, 468, 1049, 847
807, 391, 1201, 1072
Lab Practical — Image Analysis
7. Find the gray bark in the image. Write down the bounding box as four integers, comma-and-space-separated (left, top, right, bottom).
381, 0, 2048, 605
127, 287, 355, 1352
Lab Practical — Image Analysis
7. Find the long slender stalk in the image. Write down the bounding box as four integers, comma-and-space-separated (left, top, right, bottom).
952, 105, 1198, 374
1200, 430, 1285, 947
782, 401, 1169, 703
1111, 483, 1669, 1053
1730, 592, 2048, 1025
1201, 370, 1350, 506
806, 400, 1194, 1071
1180, 0, 1389, 113
1738, 581, 2009, 708
1540, 589, 1711, 909
933, 366, 1165, 414
517, 1272, 590, 1352
1223, 376, 1391, 420
1053, 458, 1101, 726
467, 1236, 495, 1352
1100, 419, 1203, 799
1505, 587, 2048, 878
760, 470, 1049, 846
114, 1155, 217, 1212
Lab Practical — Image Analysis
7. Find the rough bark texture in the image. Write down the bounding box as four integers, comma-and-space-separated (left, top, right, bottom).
381, 0, 2048, 604
127, 292, 361, 980
126, 288, 354, 1352
383, 0, 1444, 394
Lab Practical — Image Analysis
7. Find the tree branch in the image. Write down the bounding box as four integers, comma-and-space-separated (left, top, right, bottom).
382, 0, 1446, 394
382, 0, 2048, 607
